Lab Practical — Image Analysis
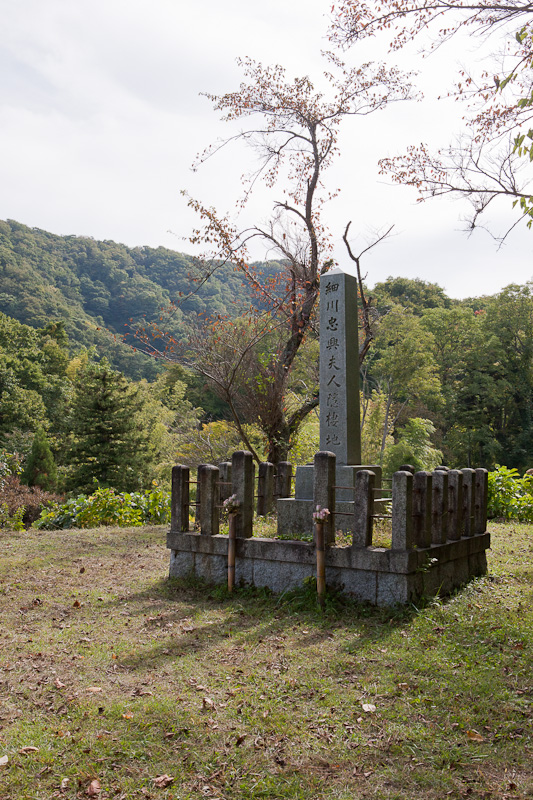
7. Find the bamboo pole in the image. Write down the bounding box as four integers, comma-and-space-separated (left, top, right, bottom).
315, 520, 326, 609
227, 512, 236, 593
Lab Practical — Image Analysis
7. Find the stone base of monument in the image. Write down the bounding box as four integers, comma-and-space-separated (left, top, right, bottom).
167, 530, 490, 606
277, 464, 383, 535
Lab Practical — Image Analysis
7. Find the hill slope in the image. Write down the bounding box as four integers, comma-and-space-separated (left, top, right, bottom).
0, 219, 273, 378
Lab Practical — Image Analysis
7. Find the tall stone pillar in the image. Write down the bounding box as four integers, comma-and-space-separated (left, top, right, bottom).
319, 267, 361, 465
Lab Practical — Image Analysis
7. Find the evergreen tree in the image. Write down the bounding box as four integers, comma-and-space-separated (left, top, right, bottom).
68, 360, 153, 493
23, 427, 57, 491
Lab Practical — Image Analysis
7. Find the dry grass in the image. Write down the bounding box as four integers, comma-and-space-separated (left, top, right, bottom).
0, 522, 532, 799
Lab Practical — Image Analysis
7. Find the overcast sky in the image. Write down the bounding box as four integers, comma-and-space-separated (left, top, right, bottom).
1, 0, 531, 299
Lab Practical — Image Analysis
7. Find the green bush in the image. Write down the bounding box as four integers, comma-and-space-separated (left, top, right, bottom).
0, 502, 25, 531
35, 485, 171, 530
487, 465, 533, 521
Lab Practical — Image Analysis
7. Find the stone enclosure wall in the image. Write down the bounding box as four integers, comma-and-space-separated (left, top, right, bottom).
167, 451, 490, 606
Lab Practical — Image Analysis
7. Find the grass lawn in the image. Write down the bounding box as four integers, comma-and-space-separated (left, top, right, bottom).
0, 521, 532, 799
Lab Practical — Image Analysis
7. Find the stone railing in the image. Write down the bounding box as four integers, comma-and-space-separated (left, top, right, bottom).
167, 451, 490, 606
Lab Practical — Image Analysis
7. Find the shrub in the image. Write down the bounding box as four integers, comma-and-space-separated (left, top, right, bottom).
0, 503, 25, 531
0, 474, 62, 528
35, 485, 171, 530
487, 465, 533, 522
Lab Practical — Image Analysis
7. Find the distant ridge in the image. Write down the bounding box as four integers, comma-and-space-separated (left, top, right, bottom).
0, 219, 281, 379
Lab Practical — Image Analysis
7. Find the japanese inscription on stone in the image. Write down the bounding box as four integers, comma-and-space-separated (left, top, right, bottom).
319, 267, 361, 465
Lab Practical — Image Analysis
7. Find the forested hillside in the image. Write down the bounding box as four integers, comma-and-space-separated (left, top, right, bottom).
0, 219, 276, 378
2, 217, 533, 507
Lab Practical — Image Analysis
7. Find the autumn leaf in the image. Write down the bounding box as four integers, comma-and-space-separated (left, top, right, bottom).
467, 729, 485, 742
153, 774, 174, 788
87, 687, 103, 693
362, 703, 376, 713
54, 678, 66, 689
0, 755, 8, 767
86, 779, 101, 796
202, 697, 215, 711
19, 746, 39, 754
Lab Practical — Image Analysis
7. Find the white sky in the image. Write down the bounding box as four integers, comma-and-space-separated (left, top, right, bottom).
1, 0, 531, 299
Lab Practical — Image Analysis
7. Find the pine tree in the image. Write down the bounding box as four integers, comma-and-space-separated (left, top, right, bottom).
24, 427, 57, 491
68, 360, 153, 493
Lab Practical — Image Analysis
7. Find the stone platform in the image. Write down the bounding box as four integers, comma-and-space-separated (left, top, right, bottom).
277, 463, 383, 535
168, 528, 490, 606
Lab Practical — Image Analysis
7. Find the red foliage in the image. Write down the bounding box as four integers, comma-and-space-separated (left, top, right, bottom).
0, 475, 62, 527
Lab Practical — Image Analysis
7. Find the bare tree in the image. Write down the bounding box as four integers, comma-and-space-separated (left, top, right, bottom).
180, 54, 413, 462
331, 0, 533, 235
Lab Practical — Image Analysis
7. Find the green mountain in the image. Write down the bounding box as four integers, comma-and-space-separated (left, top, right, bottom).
0, 219, 273, 378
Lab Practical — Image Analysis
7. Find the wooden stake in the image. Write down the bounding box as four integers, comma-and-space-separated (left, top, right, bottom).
228, 512, 236, 593
315, 520, 326, 609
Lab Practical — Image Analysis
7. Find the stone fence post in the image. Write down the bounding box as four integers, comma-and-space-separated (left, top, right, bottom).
313, 451, 336, 545
392, 471, 414, 550
257, 462, 275, 516
412, 471, 432, 548
447, 470, 464, 540
218, 461, 232, 503
462, 468, 475, 537
353, 469, 375, 547
275, 462, 293, 499
232, 451, 255, 538
475, 468, 488, 534
198, 465, 220, 536
431, 470, 448, 544
171, 465, 189, 532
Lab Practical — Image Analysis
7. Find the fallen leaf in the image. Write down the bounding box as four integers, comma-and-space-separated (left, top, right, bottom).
60, 778, 70, 790
362, 703, 376, 713
153, 774, 174, 788
202, 697, 215, 711
122, 713, 134, 719
87, 687, 103, 693
398, 683, 409, 690
79, 567, 85, 574
19, 746, 39, 754
467, 729, 485, 742
55, 678, 66, 689
86, 779, 101, 796
0, 755, 8, 766
235, 734, 246, 746
73, 600, 81, 608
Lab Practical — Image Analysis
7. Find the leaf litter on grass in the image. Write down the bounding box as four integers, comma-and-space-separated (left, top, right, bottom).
0, 522, 532, 799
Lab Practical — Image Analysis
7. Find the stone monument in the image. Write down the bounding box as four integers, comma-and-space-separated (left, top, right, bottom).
319, 267, 361, 463
277, 267, 381, 535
